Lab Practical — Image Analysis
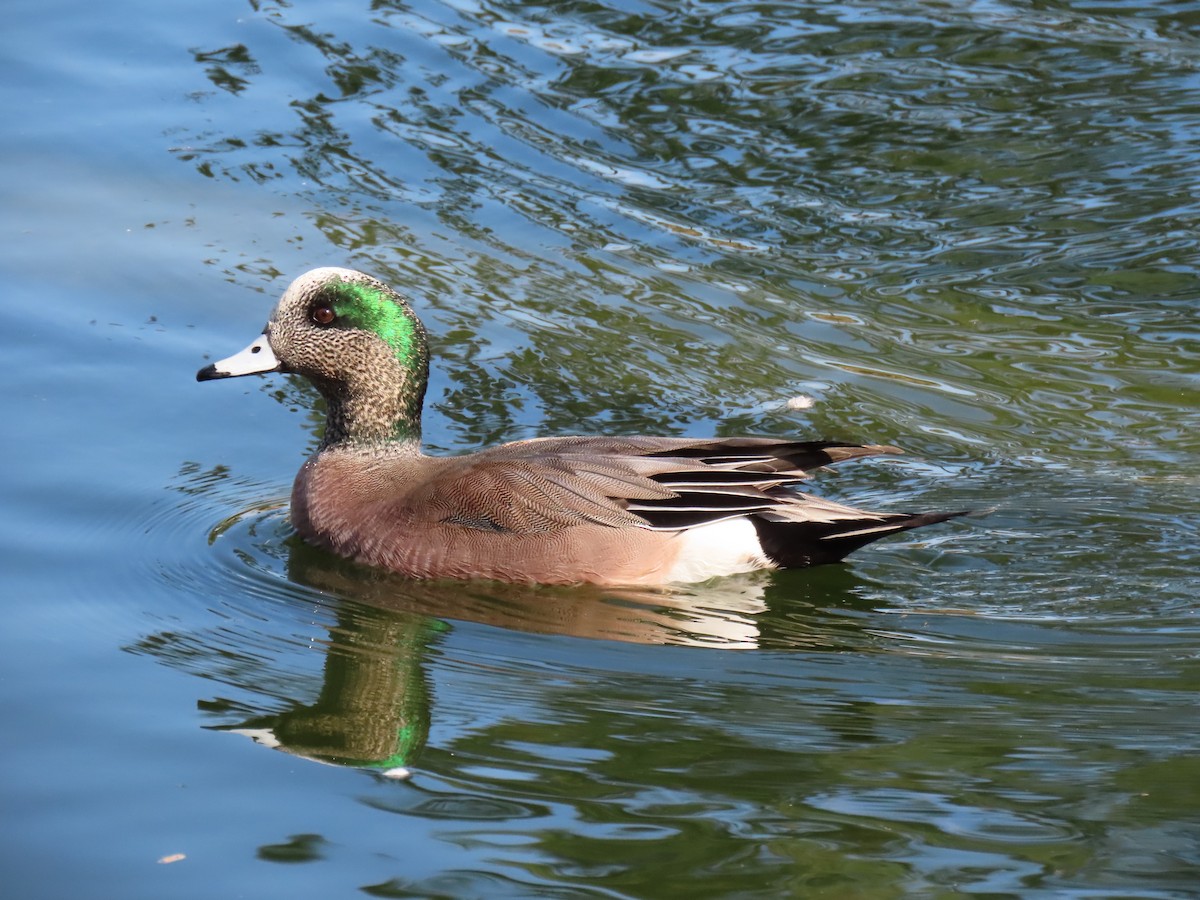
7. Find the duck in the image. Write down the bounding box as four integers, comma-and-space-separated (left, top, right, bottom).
197, 267, 966, 585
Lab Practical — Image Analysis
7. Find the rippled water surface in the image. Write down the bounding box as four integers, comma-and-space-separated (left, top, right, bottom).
3, 0, 1199, 896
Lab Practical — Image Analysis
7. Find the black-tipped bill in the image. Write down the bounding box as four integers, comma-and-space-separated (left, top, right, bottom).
196, 332, 281, 382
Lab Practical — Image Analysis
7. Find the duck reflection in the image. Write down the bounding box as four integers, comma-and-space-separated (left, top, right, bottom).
205, 545, 772, 772
285, 538, 777, 650
280, 531, 887, 652
199, 541, 877, 774
218, 601, 439, 779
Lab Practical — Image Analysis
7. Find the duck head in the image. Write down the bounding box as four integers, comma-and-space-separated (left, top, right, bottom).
197, 267, 430, 448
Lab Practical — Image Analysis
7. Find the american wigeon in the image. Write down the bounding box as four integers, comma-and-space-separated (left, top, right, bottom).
198, 267, 966, 585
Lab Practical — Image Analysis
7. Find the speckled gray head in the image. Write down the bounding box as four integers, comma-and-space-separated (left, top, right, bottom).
197, 267, 430, 447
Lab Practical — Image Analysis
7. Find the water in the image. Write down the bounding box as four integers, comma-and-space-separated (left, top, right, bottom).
2, 0, 1198, 895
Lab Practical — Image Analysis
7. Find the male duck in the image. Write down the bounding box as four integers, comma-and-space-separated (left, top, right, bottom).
198, 267, 965, 585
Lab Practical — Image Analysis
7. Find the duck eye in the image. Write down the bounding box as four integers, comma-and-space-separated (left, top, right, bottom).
311, 304, 336, 326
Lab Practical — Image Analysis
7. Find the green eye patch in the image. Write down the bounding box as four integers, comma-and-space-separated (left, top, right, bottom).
328, 280, 422, 366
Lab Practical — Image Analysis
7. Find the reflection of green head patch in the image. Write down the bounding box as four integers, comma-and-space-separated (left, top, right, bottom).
329, 280, 422, 366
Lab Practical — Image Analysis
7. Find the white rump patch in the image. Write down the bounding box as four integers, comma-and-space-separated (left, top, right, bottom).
664, 518, 775, 584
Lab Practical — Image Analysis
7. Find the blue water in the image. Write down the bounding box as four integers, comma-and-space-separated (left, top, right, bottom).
2, 0, 1199, 896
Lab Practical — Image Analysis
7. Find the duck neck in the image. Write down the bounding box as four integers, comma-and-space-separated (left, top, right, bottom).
316, 367, 427, 452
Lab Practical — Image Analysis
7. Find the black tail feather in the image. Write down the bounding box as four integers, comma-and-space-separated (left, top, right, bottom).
648, 439, 902, 474
752, 509, 972, 568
